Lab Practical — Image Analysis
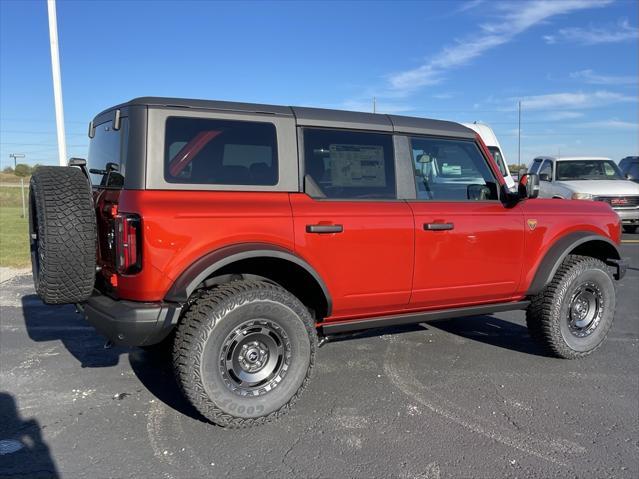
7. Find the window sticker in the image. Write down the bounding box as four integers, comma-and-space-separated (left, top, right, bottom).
328, 144, 386, 187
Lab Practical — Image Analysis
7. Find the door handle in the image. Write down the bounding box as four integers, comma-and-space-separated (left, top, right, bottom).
424, 222, 454, 231
306, 224, 343, 234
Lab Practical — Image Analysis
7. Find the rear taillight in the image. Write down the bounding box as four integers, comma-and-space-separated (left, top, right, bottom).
114, 213, 142, 274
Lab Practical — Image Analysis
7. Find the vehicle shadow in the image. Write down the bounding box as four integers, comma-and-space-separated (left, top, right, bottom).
0, 392, 59, 479
323, 322, 429, 344
324, 316, 546, 356
21, 294, 129, 368
128, 349, 206, 422
427, 314, 547, 356
21, 294, 204, 421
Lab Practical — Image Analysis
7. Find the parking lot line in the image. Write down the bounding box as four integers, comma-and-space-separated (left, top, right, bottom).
621, 240, 639, 243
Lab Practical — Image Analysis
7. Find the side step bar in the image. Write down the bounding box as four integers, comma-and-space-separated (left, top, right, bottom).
321, 300, 530, 334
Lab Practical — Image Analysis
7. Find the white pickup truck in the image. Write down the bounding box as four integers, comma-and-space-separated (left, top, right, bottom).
463, 122, 516, 190
529, 156, 639, 233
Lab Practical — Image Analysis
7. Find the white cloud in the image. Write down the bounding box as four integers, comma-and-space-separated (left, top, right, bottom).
515, 90, 637, 110
456, 0, 485, 13
569, 69, 637, 85
387, 0, 611, 93
432, 92, 455, 100
544, 18, 639, 44
574, 119, 639, 130
544, 111, 585, 120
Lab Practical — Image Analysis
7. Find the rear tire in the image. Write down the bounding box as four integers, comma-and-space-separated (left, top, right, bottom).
29, 166, 97, 304
526, 255, 615, 359
622, 225, 637, 234
173, 280, 316, 428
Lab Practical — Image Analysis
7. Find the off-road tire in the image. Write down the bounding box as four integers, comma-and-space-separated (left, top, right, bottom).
622, 225, 637, 234
173, 280, 317, 428
29, 166, 96, 304
526, 255, 615, 359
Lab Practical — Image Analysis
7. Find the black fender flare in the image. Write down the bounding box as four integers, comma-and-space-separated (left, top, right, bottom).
527, 232, 622, 296
164, 242, 332, 315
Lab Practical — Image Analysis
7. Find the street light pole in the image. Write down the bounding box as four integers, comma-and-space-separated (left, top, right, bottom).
47, 0, 67, 166
518, 101, 521, 165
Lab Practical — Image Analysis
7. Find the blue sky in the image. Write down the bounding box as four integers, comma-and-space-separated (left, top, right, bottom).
0, 0, 637, 170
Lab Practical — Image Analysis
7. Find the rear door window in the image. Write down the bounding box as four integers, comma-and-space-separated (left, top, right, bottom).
303, 128, 396, 199
164, 117, 278, 185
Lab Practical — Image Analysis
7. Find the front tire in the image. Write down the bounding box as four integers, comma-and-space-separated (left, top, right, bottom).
526, 255, 615, 359
173, 280, 317, 428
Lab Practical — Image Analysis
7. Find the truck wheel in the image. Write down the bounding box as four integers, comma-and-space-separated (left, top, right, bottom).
29, 166, 97, 304
526, 255, 615, 359
622, 225, 637, 234
173, 280, 317, 428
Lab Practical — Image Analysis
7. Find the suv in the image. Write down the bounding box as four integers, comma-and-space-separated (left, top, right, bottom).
29, 98, 627, 428
529, 156, 639, 233
619, 156, 639, 184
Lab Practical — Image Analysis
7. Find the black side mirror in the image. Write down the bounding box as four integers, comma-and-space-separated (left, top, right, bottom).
467, 184, 491, 201
519, 173, 540, 199
539, 173, 551, 182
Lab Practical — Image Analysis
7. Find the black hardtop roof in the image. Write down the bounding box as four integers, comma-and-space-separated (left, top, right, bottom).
95, 96, 475, 138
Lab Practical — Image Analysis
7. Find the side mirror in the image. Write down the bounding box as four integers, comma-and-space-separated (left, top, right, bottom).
467, 184, 491, 201
519, 173, 540, 199
539, 173, 551, 182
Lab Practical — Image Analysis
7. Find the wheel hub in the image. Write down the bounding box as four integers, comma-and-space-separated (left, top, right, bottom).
219, 319, 291, 397
237, 341, 269, 373
568, 282, 603, 337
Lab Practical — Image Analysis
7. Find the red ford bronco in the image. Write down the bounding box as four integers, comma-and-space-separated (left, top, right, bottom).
29, 97, 627, 428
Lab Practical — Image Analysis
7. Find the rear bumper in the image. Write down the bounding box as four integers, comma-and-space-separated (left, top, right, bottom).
614, 208, 639, 224
82, 291, 182, 347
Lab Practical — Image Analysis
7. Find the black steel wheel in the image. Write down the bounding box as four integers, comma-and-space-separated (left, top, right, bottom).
173, 280, 316, 428
526, 255, 616, 359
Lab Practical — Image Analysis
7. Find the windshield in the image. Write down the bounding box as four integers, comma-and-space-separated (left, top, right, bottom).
487, 146, 508, 176
556, 160, 624, 181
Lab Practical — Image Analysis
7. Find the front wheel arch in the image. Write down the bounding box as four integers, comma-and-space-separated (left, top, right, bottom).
527, 232, 621, 296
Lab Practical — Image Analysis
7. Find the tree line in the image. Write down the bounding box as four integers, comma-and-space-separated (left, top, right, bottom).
2, 164, 42, 177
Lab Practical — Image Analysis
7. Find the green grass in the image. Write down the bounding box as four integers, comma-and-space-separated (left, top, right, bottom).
0, 172, 29, 184
0, 186, 30, 267
0, 207, 30, 267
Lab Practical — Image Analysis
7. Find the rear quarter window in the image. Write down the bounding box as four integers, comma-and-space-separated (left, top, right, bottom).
164, 117, 278, 186
87, 118, 129, 188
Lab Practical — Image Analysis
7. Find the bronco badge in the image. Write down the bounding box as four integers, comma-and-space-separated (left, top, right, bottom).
527, 219, 538, 230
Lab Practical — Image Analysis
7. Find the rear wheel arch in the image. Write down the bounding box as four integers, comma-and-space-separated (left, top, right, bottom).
527, 232, 621, 296
165, 243, 331, 320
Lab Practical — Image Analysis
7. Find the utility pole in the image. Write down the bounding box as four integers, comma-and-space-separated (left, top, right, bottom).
9, 153, 27, 218
9, 153, 25, 169
518, 101, 521, 165
373, 97, 376, 114
47, 0, 67, 166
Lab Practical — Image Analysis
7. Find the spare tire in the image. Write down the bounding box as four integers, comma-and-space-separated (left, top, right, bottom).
29, 166, 97, 304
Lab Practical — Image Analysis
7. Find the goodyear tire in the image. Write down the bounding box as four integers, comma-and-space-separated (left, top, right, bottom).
29, 166, 97, 304
526, 255, 615, 359
173, 280, 317, 428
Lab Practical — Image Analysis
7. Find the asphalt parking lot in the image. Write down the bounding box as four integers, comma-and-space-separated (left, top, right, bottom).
1, 237, 638, 479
